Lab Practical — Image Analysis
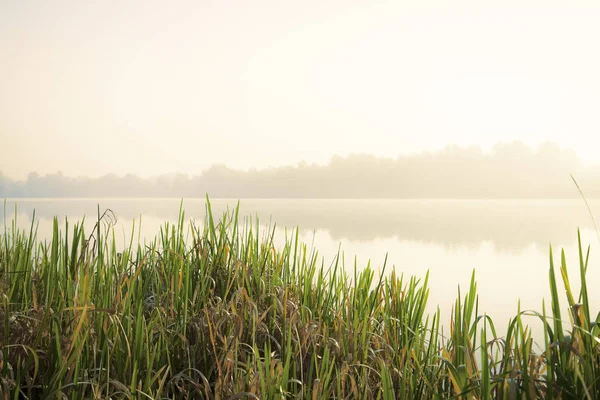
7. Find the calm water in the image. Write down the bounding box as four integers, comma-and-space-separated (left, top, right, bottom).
3, 198, 600, 337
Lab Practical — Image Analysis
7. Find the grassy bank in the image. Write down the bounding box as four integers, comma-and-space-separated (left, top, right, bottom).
1, 199, 599, 399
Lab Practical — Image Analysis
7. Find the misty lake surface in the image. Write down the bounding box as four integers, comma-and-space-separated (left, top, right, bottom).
4, 198, 600, 338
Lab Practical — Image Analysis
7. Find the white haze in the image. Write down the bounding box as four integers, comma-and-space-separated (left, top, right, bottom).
2, 0, 600, 180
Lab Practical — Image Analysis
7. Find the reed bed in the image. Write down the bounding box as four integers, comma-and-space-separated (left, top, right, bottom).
0, 199, 599, 399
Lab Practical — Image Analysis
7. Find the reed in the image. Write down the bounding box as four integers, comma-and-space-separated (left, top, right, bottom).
0, 198, 599, 399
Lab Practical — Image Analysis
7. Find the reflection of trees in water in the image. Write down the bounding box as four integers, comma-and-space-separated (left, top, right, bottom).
229, 200, 596, 252
2, 199, 598, 252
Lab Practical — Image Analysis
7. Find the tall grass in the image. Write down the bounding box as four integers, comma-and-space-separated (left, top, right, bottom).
0, 198, 599, 399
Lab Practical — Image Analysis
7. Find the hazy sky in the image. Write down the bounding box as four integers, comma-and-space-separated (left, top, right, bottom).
2, 0, 600, 180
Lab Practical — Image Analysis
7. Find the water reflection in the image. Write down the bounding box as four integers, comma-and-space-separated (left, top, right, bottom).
2, 198, 599, 251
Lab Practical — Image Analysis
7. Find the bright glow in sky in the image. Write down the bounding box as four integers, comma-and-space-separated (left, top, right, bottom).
2, 0, 600, 179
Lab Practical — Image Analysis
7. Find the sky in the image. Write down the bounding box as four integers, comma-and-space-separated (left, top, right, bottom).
2, 0, 600, 180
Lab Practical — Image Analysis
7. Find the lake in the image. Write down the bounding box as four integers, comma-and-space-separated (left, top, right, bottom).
3, 198, 600, 339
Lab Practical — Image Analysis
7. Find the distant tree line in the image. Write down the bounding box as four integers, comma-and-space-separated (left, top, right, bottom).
1, 142, 597, 198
